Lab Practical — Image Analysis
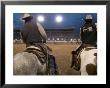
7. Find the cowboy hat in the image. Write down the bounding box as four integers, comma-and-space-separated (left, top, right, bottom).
85, 15, 92, 20
22, 13, 32, 20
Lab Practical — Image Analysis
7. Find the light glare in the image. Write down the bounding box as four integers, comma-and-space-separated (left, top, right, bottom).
55, 16, 63, 23
37, 16, 45, 22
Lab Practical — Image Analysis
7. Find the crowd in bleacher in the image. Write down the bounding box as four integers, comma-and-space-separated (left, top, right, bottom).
14, 29, 81, 44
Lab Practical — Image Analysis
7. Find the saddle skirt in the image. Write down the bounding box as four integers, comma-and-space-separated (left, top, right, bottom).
24, 46, 47, 65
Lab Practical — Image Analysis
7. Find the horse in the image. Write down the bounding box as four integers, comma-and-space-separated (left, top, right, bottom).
71, 44, 97, 75
80, 45, 97, 75
13, 46, 48, 75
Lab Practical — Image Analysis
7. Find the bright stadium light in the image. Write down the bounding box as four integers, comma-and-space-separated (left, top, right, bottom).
57, 38, 59, 40
37, 15, 45, 22
55, 15, 63, 23
70, 39, 73, 41
48, 38, 50, 41
53, 38, 55, 40
61, 38, 63, 41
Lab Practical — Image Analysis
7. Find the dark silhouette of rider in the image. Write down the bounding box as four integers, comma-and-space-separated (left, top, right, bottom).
21, 13, 58, 75
71, 15, 97, 70
80, 15, 97, 45
21, 13, 47, 47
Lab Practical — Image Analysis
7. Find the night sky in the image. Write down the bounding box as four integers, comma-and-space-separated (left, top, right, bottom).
14, 13, 97, 33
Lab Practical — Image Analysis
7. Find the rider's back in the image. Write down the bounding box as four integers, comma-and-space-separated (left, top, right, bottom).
80, 23, 97, 45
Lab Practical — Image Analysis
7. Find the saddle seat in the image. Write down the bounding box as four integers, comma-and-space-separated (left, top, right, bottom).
24, 46, 47, 65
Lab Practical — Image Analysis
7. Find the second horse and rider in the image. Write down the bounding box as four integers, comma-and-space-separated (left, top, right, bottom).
71, 15, 97, 71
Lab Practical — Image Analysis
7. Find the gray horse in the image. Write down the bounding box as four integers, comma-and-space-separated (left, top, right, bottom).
13, 46, 47, 75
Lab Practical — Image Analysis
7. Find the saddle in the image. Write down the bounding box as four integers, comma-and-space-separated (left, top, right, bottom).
24, 46, 47, 65
24, 44, 58, 75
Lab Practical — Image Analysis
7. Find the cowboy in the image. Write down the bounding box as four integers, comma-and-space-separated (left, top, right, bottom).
71, 15, 97, 70
21, 13, 58, 75
21, 13, 47, 46
80, 15, 97, 45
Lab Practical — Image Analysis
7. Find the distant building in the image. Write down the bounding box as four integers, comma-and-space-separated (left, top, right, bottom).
46, 28, 76, 41
14, 28, 79, 42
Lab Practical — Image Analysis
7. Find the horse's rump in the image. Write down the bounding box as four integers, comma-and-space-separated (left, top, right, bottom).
13, 46, 47, 75
80, 46, 97, 75
13, 45, 58, 75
